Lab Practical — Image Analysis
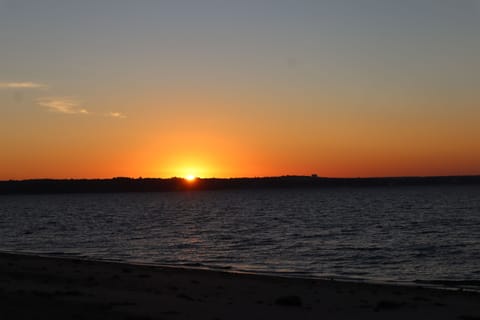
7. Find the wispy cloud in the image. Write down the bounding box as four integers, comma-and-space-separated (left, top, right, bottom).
106, 111, 127, 119
37, 97, 89, 115
0, 82, 46, 89
36, 97, 125, 118
2, 82, 123, 119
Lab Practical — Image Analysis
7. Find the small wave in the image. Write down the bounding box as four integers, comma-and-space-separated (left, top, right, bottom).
415, 279, 480, 287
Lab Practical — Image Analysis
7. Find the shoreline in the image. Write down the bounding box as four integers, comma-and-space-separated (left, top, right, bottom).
4, 249, 480, 294
1, 251, 479, 319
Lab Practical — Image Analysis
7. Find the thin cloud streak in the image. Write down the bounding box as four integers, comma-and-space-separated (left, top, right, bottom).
106, 112, 127, 119
37, 97, 89, 115
0, 82, 46, 89
37, 97, 126, 119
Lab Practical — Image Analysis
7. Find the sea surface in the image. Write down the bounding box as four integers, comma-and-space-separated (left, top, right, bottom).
1, 185, 479, 289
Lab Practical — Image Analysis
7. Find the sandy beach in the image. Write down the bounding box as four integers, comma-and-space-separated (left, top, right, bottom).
0, 252, 478, 319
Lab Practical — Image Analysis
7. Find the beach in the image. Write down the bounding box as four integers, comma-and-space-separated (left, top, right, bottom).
0, 252, 478, 319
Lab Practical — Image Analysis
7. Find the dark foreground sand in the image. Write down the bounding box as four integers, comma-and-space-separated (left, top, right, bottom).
0, 252, 478, 319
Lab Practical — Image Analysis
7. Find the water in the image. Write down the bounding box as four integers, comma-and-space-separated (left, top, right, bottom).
1, 185, 480, 289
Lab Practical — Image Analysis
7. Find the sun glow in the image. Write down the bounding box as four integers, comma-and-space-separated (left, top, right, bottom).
185, 174, 196, 182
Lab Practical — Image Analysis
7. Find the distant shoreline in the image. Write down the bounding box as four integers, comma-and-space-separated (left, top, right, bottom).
1, 175, 480, 194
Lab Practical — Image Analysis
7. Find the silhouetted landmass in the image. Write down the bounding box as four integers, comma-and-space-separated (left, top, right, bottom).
1, 175, 480, 195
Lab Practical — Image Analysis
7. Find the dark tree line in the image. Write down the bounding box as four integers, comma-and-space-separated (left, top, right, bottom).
1, 175, 479, 194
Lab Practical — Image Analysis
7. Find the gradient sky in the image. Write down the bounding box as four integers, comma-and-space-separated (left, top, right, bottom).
1, 0, 479, 179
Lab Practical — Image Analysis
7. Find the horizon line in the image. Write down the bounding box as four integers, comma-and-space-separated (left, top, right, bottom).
2, 174, 480, 183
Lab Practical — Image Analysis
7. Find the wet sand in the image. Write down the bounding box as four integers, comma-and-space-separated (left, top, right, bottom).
0, 252, 479, 319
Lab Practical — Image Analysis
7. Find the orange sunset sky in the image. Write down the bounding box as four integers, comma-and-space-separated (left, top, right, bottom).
1, 1, 479, 180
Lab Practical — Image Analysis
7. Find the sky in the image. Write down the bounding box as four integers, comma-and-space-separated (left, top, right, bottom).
1, 0, 479, 179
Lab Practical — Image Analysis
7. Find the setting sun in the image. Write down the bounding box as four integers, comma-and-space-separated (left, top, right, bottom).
185, 175, 196, 182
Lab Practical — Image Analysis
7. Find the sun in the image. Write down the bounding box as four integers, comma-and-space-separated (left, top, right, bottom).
185, 174, 196, 182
